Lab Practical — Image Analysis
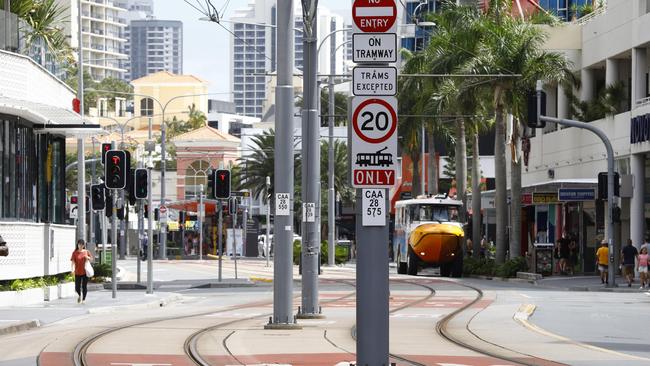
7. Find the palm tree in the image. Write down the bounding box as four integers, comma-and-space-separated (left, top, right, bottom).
239, 130, 301, 204
11, 0, 72, 63
187, 103, 207, 129
476, 0, 573, 262
319, 140, 353, 240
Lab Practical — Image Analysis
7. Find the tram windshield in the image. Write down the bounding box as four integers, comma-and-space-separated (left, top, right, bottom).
416, 204, 460, 222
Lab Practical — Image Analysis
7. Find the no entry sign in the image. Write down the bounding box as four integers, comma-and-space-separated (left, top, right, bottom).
351, 96, 398, 188
352, 0, 398, 33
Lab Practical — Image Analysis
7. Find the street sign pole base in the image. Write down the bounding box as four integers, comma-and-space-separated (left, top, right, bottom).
264, 322, 303, 330
296, 310, 326, 319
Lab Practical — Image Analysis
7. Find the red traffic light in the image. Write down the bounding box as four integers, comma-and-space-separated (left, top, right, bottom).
72, 98, 80, 113
70, 196, 78, 204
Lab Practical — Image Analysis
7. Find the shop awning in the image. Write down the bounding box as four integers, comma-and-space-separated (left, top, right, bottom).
0, 96, 103, 136
167, 199, 221, 215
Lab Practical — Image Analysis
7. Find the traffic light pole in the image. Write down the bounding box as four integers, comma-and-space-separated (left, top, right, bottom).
160, 123, 167, 260
233, 204, 238, 279
137, 159, 143, 284
218, 200, 223, 282
111, 141, 117, 299
266, 0, 299, 329
536, 83, 616, 287
147, 118, 154, 295
199, 184, 204, 261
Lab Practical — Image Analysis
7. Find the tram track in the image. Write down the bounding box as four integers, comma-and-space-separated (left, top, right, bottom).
435, 279, 568, 366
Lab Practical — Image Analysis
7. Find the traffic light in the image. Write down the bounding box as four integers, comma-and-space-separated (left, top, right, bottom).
101, 143, 112, 164
105, 150, 127, 189
598, 172, 620, 199
179, 211, 186, 225
154, 208, 160, 221
117, 207, 125, 220
207, 169, 215, 199
91, 184, 105, 211
134, 168, 148, 199
70, 196, 78, 204
144, 204, 149, 219
228, 197, 238, 215
105, 190, 113, 217
213, 169, 231, 199
527, 90, 546, 129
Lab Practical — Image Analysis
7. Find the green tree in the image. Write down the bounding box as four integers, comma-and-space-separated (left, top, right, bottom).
319, 140, 353, 240
475, 0, 573, 262
65, 69, 133, 114
10, 0, 72, 63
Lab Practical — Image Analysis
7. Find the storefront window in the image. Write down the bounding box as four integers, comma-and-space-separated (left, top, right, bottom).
0, 115, 65, 223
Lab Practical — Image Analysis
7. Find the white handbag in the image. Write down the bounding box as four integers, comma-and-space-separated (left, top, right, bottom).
84, 259, 94, 277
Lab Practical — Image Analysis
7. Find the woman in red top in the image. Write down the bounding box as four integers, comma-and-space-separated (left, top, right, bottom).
70, 239, 93, 304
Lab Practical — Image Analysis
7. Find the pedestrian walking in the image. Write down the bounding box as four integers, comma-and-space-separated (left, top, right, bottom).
637, 246, 648, 289
596, 240, 609, 285
70, 239, 93, 304
622, 239, 639, 287
568, 240, 578, 275
559, 235, 570, 275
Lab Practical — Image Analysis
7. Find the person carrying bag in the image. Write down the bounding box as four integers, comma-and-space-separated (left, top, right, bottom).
70, 239, 93, 304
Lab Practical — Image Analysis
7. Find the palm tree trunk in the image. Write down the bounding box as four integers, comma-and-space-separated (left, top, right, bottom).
495, 101, 507, 264
427, 127, 438, 195
455, 118, 467, 225
510, 118, 522, 258
472, 131, 481, 259
411, 152, 421, 197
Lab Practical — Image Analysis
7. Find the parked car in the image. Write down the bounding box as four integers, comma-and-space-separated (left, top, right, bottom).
258, 233, 301, 258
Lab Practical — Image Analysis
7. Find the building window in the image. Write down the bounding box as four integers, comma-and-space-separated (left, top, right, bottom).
140, 98, 154, 116
185, 160, 210, 199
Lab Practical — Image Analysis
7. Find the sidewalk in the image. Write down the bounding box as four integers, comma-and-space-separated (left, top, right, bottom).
0, 288, 184, 335
535, 274, 650, 292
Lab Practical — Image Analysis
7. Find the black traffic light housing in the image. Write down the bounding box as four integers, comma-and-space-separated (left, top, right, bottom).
207, 169, 215, 199
105, 150, 127, 189
154, 208, 159, 221
598, 172, 620, 199
527, 90, 547, 129
134, 168, 148, 199
91, 184, 105, 210
213, 169, 231, 199
104, 189, 113, 217
228, 197, 238, 215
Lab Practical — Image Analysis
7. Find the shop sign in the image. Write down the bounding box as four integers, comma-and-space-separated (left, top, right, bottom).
532, 192, 558, 204
558, 188, 595, 201
522, 193, 532, 205
630, 113, 650, 143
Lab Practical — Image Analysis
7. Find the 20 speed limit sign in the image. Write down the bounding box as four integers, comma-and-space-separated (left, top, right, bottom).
351, 96, 398, 188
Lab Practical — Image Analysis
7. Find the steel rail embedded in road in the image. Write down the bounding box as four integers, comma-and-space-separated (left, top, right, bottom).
69, 294, 284, 366
435, 280, 568, 366
184, 279, 358, 365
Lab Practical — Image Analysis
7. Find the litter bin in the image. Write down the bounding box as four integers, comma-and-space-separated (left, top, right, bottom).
336, 240, 352, 262
533, 243, 554, 276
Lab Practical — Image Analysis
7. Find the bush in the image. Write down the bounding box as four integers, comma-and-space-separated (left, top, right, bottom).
463, 256, 528, 278
0, 273, 75, 292
92, 262, 112, 278
320, 241, 350, 265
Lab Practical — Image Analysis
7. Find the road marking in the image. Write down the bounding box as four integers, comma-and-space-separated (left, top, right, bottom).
514, 303, 650, 361
206, 312, 263, 318
110, 363, 172, 366
519, 293, 532, 299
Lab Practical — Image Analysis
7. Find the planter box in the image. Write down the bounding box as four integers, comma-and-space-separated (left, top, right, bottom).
58, 282, 76, 299
44, 285, 58, 301
15, 288, 43, 306
0, 291, 17, 307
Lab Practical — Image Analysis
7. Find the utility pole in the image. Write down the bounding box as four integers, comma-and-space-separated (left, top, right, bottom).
218, 200, 223, 282
89, 139, 96, 259
266, 0, 300, 329
266, 176, 271, 267
159, 122, 167, 259
327, 77, 335, 266
199, 184, 204, 261
298, 0, 321, 320
76, 0, 86, 243
137, 152, 143, 283
146, 117, 154, 294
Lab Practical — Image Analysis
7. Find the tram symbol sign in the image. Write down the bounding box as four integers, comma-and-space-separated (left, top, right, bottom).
352, 0, 397, 34
351, 96, 397, 188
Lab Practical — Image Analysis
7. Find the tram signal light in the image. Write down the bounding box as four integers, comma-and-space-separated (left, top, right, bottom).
527, 90, 546, 129
105, 190, 113, 217
154, 208, 159, 221
101, 143, 111, 164
207, 169, 215, 199
134, 169, 148, 199
105, 150, 127, 189
91, 184, 105, 210
213, 169, 231, 199
228, 197, 238, 215
597, 172, 620, 199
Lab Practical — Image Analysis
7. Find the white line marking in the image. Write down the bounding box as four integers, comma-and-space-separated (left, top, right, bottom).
355, 6, 394, 17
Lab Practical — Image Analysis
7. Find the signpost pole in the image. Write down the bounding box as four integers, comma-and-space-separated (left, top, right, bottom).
351, 1, 397, 363
233, 198, 238, 280
110, 141, 117, 299
199, 184, 204, 261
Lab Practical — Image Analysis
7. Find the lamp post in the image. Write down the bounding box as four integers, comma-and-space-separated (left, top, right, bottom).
76, 0, 86, 243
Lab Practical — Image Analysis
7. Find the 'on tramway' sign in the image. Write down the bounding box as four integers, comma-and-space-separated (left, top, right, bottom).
352, 0, 398, 34
351, 96, 398, 188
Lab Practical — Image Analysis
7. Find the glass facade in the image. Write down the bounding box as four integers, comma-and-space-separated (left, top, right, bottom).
0, 114, 66, 224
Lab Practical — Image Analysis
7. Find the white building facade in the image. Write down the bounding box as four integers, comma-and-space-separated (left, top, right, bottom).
57, 0, 129, 80
524, 0, 650, 270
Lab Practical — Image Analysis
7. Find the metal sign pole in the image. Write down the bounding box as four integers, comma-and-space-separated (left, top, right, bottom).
110, 141, 117, 299
356, 188, 389, 365
233, 199, 238, 279
199, 184, 204, 261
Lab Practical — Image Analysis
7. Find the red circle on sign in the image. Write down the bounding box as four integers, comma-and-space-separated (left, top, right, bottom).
352, 0, 397, 33
352, 98, 397, 144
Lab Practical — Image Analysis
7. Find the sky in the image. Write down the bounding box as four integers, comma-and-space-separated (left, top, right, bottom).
155, 0, 353, 100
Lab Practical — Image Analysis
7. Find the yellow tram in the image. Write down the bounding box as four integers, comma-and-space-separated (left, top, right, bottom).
393, 195, 465, 277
